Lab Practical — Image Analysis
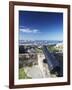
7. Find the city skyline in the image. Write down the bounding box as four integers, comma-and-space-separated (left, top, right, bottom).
19, 11, 63, 41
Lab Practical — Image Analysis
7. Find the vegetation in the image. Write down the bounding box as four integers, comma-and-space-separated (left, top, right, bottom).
28, 63, 33, 67
19, 68, 32, 79
47, 45, 59, 52
35, 48, 43, 53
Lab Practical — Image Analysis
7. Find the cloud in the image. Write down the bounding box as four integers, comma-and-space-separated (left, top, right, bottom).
19, 26, 25, 28
20, 28, 40, 33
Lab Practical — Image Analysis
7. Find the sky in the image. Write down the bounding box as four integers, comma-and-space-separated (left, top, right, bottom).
19, 11, 63, 41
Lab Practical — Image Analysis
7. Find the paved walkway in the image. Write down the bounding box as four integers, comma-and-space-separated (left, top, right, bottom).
24, 53, 56, 78
24, 65, 43, 78
37, 54, 55, 78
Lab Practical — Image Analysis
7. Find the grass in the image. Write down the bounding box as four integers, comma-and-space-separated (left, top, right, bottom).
47, 45, 59, 52
35, 48, 43, 53
28, 63, 33, 67
19, 67, 32, 79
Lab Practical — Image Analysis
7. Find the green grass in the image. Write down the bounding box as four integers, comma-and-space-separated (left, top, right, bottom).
35, 48, 43, 53
19, 68, 32, 79
47, 46, 59, 52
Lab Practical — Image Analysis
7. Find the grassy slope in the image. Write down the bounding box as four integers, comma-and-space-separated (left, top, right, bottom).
19, 67, 32, 79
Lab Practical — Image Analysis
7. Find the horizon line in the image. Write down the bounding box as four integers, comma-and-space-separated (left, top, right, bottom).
19, 40, 63, 41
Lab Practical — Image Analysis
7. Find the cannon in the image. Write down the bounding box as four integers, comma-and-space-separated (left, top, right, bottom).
43, 45, 60, 76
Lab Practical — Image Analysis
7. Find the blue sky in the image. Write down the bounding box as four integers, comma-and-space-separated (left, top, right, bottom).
19, 11, 63, 41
